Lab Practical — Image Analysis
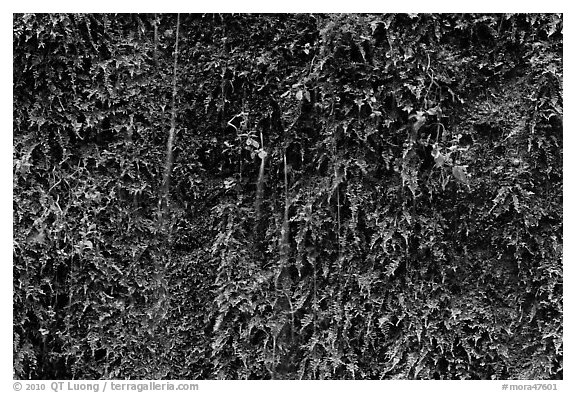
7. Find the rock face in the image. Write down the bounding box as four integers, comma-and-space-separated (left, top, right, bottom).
13, 13, 562, 380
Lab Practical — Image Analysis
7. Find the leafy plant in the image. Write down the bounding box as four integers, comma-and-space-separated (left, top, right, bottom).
14, 13, 562, 380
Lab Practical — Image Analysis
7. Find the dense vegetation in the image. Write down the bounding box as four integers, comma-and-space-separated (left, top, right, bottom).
13, 13, 562, 379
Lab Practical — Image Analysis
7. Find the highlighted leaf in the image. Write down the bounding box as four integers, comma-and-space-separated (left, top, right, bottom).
452, 165, 469, 185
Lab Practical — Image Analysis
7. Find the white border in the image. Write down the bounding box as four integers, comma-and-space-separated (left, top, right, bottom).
3, 3, 572, 391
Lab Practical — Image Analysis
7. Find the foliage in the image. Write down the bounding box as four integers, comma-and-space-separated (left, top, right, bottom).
14, 13, 562, 379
